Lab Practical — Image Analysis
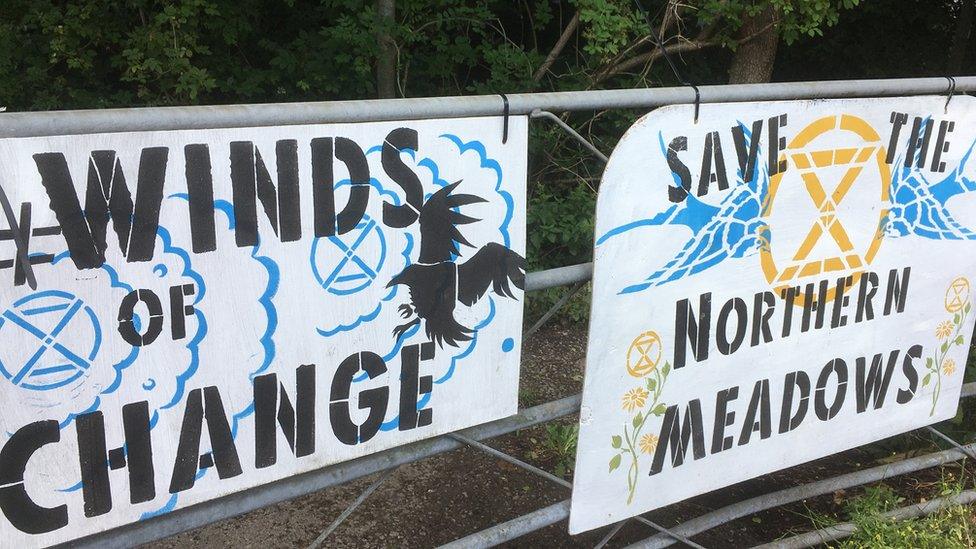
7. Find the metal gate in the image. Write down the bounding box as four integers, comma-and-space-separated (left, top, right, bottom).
5, 76, 974, 548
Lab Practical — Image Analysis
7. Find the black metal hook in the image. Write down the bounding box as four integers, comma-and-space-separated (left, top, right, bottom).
945, 76, 956, 114
690, 84, 701, 124
499, 93, 510, 144
633, 0, 700, 123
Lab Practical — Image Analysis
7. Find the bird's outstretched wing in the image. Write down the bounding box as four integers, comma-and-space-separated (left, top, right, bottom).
457, 242, 526, 306
888, 156, 976, 240
620, 189, 768, 294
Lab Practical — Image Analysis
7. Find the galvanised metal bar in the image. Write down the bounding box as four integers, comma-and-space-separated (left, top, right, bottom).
2, 77, 975, 138
524, 280, 587, 339
438, 500, 572, 549
631, 517, 707, 549
595, 520, 628, 549
445, 433, 704, 549
530, 109, 610, 163
65, 394, 582, 549
625, 438, 976, 549
306, 468, 395, 549
756, 488, 976, 549
525, 262, 593, 292
448, 433, 572, 489
926, 426, 976, 460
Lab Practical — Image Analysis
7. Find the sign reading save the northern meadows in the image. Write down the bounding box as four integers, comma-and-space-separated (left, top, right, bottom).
0, 116, 526, 545
571, 97, 976, 533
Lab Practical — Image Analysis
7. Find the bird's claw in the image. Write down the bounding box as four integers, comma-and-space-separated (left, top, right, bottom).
392, 318, 420, 341
398, 304, 413, 318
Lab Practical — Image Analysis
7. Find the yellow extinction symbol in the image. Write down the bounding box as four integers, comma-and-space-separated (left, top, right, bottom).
761, 114, 891, 304
627, 330, 662, 377
945, 276, 971, 313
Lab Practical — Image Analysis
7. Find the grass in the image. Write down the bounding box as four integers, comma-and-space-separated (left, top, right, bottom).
525, 422, 579, 478
804, 471, 976, 548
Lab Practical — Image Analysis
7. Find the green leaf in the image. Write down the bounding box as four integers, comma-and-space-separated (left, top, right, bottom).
923, 372, 932, 386
927, 357, 934, 368
941, 342, 949, 353
646, 378, 657, 392
652, 404, 667, 416
611, 435, 622, 449
954, 313, 961, 324
966, 303, 971, 314
955, 335, 964, 346
662, 362, 671, 377
632, 412, 643, 429
609, 454, 621, 473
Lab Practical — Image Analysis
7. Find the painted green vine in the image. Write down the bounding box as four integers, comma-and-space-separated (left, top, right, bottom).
608, 361, 670, 505
923, 277, 971, 416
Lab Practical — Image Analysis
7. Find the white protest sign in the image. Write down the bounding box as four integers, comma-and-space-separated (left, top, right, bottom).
570, 97, 976, 533
0, 116, 526, 545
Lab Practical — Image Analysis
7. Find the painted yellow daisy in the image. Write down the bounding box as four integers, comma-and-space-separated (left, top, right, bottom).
639, 434, 659, 454
621, 387, 649, 412
943, 358, 957, 376
936, 320, 954, 340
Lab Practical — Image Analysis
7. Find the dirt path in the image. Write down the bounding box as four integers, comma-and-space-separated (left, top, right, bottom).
149, 324, 974, 548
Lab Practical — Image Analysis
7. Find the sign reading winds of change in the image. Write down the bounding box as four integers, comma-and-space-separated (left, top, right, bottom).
571, 97, 976, 533
0, 116, 526, 545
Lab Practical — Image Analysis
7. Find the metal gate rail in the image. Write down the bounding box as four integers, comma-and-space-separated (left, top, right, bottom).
3, 77, 975, 138
23, 75, 976, 548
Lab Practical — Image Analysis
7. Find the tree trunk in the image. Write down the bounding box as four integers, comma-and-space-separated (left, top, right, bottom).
949, 0, 975, 73
375, 0, 396, 98
727, 5, 780, 84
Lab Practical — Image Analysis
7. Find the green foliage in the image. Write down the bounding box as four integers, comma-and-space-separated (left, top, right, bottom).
541, 423, 579, 478
1, 0, 949, 331
575, 0, 643, 59
527, 180, 595, 270
805, 478, 976, 548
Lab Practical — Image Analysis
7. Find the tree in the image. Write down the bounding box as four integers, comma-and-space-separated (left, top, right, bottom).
0, 0, 913, 274
728, 4, 779, 83
375, 0, 397, 97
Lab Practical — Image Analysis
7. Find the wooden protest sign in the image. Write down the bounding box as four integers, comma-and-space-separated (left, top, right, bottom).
0, 116, 526, 544
571, 97, 976, 533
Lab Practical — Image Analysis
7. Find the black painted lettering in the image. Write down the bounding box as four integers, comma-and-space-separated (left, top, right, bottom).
33, 148, 168, 268
254, 363, 316, 468
169, 387, 242, 493
649, 400, 706, 475
674, 293, 711, 369
815, 358, 848, 421
329, 352, 389, 445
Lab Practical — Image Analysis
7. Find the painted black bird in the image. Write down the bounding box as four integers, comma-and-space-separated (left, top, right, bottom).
387, 181, 525, 347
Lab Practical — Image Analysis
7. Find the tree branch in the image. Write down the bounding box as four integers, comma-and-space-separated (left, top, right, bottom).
595, 39, 717, 84
532, 11, 579, 83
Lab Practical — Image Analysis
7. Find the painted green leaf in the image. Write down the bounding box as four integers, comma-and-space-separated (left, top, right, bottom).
927, 357, 934, 368
652, 403, 667, 416
954, 313, 961, 324
966, 303, 971, 314
923, 372, 932, 386
611, 435, 622, 449
941, 342, 949, 353
662, 362, 671, 377
955, 335, 964, 345
646, 378, 657, 392
609, 454, 621, 473
632, 412, 643, 429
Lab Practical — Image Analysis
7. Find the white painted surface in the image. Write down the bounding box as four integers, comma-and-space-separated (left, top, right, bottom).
571, 97, 976, 533
0, 116, 526, 545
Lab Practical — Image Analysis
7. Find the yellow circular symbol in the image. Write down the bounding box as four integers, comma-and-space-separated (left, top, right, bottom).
627, 331, 662, 378
945, 277, 970, 313
761, 115, 890, 304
